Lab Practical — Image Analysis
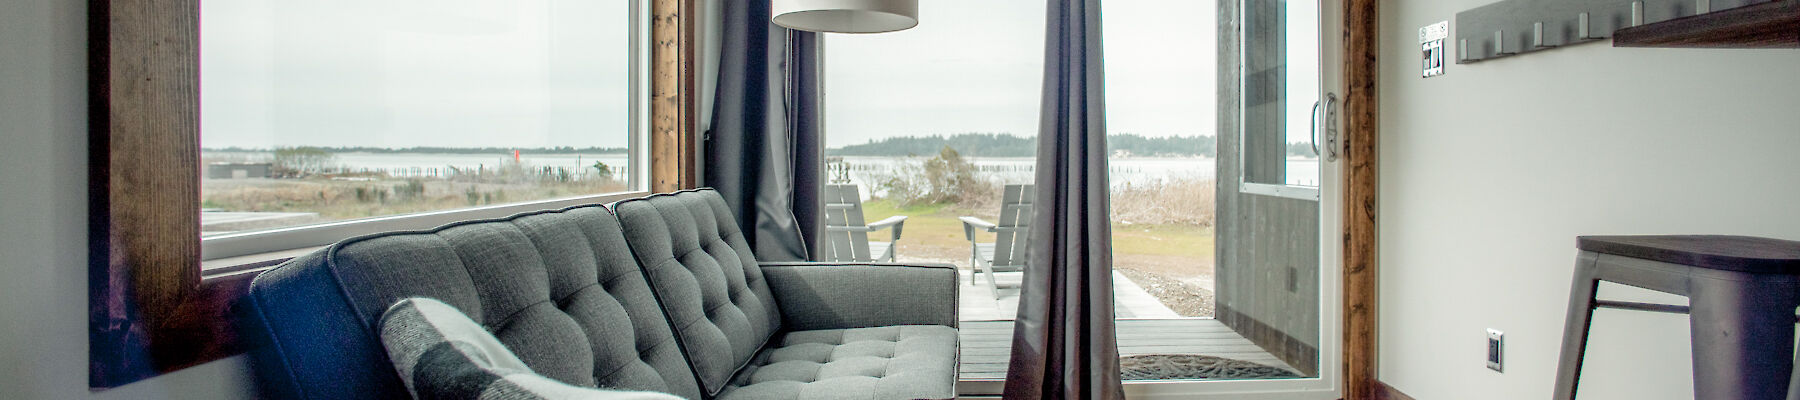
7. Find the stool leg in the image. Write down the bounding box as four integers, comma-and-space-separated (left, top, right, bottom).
1553, 254, 1602, 400
1689, 273, 1800, 400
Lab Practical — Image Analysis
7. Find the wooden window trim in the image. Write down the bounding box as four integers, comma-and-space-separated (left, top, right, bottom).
652, 0, 700, 193
86, 0, 701, 388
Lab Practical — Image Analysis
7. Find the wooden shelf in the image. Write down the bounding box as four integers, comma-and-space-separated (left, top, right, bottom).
1613, 0, 1800, 48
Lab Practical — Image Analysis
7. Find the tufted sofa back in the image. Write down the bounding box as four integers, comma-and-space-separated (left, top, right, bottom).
245, 204, 703, 400
612, 189, 785, 397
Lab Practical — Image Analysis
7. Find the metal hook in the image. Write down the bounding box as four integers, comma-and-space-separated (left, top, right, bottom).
1494, 30, 1515, 56
1577, 12, 1598, 40
1532, 22, 1554, 49
1632, 1, 1645, 26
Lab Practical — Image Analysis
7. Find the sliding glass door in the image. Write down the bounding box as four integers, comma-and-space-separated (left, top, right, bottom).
820, 0, 1344, 397
1110, 0, 1344, 397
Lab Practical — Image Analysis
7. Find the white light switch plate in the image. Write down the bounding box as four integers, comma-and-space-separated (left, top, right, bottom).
1486, 328, 1504, 372
1420, 21, 1448, 78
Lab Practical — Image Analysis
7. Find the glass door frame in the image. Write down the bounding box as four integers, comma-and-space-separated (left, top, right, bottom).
1119, 0, 1345, 397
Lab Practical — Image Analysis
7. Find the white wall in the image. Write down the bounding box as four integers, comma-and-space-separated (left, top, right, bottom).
1378, 1, 1800, 399
0, 0, 256, 398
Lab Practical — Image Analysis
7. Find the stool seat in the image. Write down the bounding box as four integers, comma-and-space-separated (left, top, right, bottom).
1577, 235, 1800, 274
1556, 235, 1800, 400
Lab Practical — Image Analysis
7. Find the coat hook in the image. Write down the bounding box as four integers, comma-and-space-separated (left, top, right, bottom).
1577, 12, 1598, 40
1532, 22, 1554, 49
1494, 30, 1515, 56
1697, 0, 1711, 14
1459, 38, 1471, 62
1632, 1, 1645, 26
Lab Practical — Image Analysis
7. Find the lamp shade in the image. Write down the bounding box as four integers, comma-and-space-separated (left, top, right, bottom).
772, 0, 919, 34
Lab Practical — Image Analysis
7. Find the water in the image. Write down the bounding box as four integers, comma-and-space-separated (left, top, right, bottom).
205, 151, 1320, 188
206, 151, 631, 178
832, 156, 1320, 193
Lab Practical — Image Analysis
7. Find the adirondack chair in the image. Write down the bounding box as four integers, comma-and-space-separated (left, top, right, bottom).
821, 184, 908, 262
960, 184, 1033, 300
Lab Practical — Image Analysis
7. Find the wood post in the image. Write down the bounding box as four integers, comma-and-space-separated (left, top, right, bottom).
651, 0, 699, 193
1342, 0, 1381, 398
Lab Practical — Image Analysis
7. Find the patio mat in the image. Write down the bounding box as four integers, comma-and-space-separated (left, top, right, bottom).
1119, 354, 1302, 381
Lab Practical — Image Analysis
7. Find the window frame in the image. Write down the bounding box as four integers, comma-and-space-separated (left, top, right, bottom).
198, 0, 655, 263
1237, 0, 1322, 201
88, 0, 698, 389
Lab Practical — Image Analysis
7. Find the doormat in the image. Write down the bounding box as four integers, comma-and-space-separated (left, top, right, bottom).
1119, 354, 1303, 381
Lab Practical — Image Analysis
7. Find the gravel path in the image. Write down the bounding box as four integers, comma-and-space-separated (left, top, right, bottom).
1117, 268, 1215, 318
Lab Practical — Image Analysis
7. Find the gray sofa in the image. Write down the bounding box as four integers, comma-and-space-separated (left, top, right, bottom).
244, 189, 959, 400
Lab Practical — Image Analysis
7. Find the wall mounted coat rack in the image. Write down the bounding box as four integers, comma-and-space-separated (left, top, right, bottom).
1454, 0, 1776, 63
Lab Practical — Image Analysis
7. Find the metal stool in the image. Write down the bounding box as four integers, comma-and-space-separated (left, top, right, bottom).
1553, 235, 1800, 400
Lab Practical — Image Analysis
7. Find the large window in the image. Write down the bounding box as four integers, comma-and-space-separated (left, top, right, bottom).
198, 0, 647, 260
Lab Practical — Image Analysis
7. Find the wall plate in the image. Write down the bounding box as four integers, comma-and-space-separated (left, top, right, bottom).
1420, 21, 1448, 78
1486, 329, 1505, 372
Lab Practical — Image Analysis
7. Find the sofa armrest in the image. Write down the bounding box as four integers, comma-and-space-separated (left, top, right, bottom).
759, 262, 958, 331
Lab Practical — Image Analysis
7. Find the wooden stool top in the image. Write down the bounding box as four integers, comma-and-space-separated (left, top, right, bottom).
1578, 235, 1800, 274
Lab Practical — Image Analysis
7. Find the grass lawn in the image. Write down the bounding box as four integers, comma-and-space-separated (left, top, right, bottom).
861, 197, 1217, 317
860, 198, 1214, 273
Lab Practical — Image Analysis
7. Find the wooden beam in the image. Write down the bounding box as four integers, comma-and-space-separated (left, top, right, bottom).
651, 0, 699, 193
88, 0, 203, 388
1342, 0, 1381, 398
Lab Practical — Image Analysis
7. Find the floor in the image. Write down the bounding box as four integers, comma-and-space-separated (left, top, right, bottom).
954, 270, 1299, 381
957, 319, 1301, 381
957, 270, 1179, 321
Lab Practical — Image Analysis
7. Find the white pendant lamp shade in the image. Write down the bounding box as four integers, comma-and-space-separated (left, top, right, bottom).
772, 0, 919, 34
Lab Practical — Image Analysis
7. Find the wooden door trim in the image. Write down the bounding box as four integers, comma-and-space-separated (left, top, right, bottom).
1341, 0, 1381, 398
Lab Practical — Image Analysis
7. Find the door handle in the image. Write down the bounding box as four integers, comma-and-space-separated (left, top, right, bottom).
1309, 100, 1323, 157
1323, 92, 1340, 162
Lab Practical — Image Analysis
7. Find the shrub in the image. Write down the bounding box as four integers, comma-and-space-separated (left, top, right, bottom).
272, 146, 336, 175
876, 146, 995, 207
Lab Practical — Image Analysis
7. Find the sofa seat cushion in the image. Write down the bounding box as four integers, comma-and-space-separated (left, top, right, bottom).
716, 325, 957, 400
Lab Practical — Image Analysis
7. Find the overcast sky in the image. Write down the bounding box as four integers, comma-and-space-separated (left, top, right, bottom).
199, 1, 1257, 151
825, 0, 1218, 148
200, 0, 633, 149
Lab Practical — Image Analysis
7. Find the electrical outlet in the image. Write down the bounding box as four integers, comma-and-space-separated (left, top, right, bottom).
1486, 329, 1504, 372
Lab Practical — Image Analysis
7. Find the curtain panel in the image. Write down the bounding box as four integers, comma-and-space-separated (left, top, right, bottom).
1005, 0, 1126, 398
705, 0, 824, 261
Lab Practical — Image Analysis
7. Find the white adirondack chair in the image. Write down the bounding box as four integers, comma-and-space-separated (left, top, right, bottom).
821, 184, 908, 262
960, 184, 1033, 300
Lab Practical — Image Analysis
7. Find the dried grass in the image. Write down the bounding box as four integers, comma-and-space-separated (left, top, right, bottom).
1110, 179, 1216, 227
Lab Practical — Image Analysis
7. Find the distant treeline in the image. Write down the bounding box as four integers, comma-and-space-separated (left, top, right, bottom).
828, 133, 1219, 157
203, 146, 629, 154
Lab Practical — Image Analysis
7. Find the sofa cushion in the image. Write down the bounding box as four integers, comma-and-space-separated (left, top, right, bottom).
380, 297, 685, 400
715, 325, 959, 400
613, 189, 785, 396
249, 204, 703, 400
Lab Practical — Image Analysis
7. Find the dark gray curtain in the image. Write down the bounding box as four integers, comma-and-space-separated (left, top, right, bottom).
706, 0, 824, 262
1005, 0, 1124, 398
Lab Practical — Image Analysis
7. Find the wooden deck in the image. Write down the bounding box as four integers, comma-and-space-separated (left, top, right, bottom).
957, 319, 1300, 381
